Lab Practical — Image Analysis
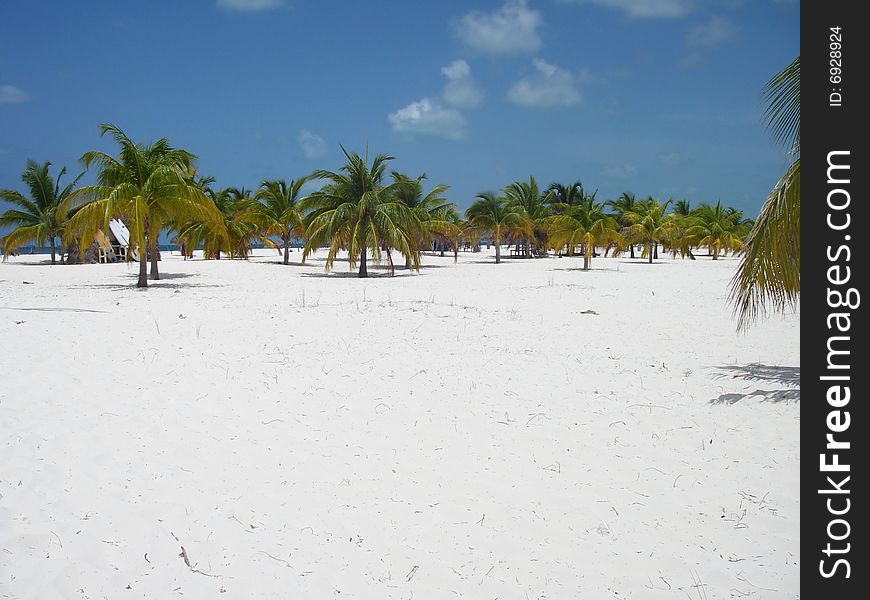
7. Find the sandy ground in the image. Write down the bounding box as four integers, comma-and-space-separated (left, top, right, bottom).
0, 248, 799, 599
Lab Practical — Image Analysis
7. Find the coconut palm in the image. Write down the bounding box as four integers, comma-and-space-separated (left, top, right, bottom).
687, 201, 746, 259
504, 176, 551, 257
623, 197, 672, 263
1, 160, 84, 264
545, 181, 590, 215
661, 212, 696, 259
464, 192, 523, 264
300, 147, 423, 277
545, 202, 620, 270
673, 199, 692, 216
253, 178, 310, 264
391, 172, 460, 256
606, 191, 639, 258
65, 124, 223, 287
175, 186, 261, 260
730, 56, 800, 329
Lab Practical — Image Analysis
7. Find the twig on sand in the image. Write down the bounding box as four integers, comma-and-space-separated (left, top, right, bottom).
180, 546, 221, 578
476, 514, 485, 526
49, 531, 63, 548
180, 546, 192, 567
406, 565, 419, 582
735, 572, 777, 592
260, 419, 284, 425
259, 550, 292, 567
229, 515, 258, 532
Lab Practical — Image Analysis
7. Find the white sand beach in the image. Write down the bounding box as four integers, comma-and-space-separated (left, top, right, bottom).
0, 250, 799, 599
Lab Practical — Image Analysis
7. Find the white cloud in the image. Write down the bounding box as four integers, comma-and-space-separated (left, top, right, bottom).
216, 0, 284, 12
602, 164, 638, 178
0, 84, 29, 104
560, 0, 695, 18
687, 16, 737, 46
388, 98, 467, 140
454, 0, 542, 56
506, 59, 582, 108
298, 129, 327, 159
440, 59, 484, 109
658, 152, 682, 166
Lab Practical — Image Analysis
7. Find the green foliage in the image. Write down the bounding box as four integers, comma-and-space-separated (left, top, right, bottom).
545, 201, 619, 270
464, 191, 524, 263
730, 56, 800, 329
300, 147, 423, 277
1, 160, 83, 263
65, 124, 223, 286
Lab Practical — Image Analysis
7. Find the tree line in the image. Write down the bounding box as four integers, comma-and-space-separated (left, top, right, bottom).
1, 126, 751, 285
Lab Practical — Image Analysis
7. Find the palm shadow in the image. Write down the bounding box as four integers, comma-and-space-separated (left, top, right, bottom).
710, 363, 800, 404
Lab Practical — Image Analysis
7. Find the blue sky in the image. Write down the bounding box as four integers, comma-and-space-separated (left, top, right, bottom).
1, 0, 799, 218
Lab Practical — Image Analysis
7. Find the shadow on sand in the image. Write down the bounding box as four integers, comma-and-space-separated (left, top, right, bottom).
710, 363, 800, 405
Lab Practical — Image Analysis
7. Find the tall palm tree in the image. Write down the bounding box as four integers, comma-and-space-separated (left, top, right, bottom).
504, 176, 550, 257
300, 146, 422, 277
687, 201, 746, 259
606, 191, 639, 258
465, 192, 523, 264
623, 197, 672, 263
545, 202, 620, 270
65, 124, 223, 287
254, 177, 310, 264
1, 160, 83, 264
730, 56, 800, 329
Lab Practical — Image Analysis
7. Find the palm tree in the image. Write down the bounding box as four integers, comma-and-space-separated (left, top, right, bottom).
687, 201, 745, 259
623, 197, 671, 263
545, 181, 589, 215
606, 191, 639, 258
661, 212, 696, 259
65, 124, 222, 287
1, 160, 83, 264
391, 172, 460, 256
464, 192, 523, 264
504, 176, 550, 257
730, 56, 800, 329
673, 199, 692, 216
545, 202, 620, 270
300, 147, 423, 277
175, 187, 261, 260
254, 178, 310, 264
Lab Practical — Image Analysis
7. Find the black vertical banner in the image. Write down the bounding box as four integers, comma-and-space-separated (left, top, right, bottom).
802, 2, 866, 597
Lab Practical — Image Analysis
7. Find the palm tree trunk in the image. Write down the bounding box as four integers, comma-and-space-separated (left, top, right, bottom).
149, 243, 160, 280
49, 236, 57, 265
584, 238, 592, 270
283, 235, 290, 265
653, 243, 658, 260
137, 246, 148, 287
359, 246, 368, 277
629, 243, 635, 259
648, 241, 654, 263
495, 230, 501, 264
386, 247, 395, 276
